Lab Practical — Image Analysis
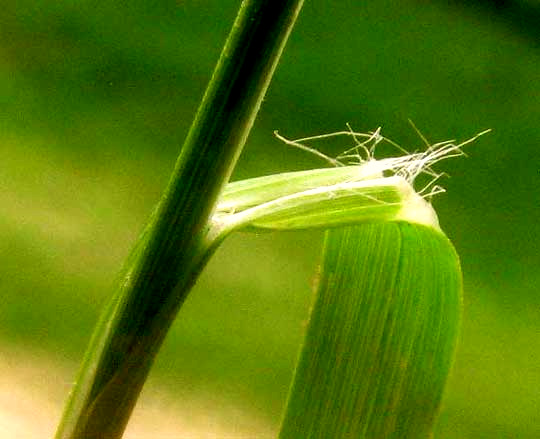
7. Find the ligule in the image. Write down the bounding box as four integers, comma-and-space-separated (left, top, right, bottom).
210, 174, 439, 243
211, 130, 493, 239
279, 222, 462, 439
216, 166, 374, 213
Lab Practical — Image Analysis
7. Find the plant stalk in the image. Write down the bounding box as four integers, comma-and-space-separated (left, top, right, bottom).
54, 1, 304, 438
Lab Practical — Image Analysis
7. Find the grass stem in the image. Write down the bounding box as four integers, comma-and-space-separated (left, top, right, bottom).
54, 1, 304, 438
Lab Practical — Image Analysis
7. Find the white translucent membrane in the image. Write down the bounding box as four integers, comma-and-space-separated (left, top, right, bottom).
210, 128, 490, 240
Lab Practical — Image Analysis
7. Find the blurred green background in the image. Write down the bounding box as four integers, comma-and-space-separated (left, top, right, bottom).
1, 1, 539, 437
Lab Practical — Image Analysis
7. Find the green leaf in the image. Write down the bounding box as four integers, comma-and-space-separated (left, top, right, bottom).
279, 222, 462, 439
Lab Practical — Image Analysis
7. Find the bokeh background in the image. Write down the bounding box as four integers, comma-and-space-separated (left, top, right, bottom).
1, 1, 539, 437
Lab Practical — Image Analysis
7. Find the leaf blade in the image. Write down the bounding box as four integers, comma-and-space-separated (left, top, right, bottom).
279, 222, 462, 439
